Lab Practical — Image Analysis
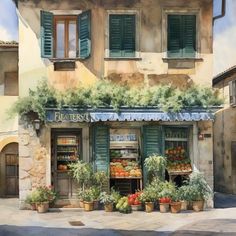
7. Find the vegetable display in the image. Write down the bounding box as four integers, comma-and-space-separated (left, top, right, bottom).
116, 197, 132, 213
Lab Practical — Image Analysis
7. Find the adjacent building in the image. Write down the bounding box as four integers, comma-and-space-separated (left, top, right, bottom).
0, 41, 18, 197
17, 0, 216, 208
213, 66, 236, 194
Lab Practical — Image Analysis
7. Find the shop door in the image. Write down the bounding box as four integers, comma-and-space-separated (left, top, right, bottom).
5, 153, 19, 196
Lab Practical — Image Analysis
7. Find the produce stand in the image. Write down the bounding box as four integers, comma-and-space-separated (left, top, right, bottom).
109, 129, 143, 194
164, 127, 193, 185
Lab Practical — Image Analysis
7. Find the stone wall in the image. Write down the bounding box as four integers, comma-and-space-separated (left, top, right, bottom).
19, 119, 49, 209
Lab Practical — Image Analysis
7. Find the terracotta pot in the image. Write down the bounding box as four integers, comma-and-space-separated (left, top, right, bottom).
37, 202, 49, 213
93, 200, 99, 210
159, 203, 170, 213
79, 200, 84, 208
192, 200, 204, 212
31, 203, 37, 211
84, 201, 94, 211
145, 202, 154, 213
104, 203, 113, 212
170, 202, 182, 213
181, 200, 188, 211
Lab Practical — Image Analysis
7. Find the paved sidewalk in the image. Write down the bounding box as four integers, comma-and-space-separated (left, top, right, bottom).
0, 198, 236, 236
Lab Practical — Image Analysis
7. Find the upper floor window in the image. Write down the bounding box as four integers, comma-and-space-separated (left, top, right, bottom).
167, 15, 196, 58
229, 80, 236, 105
109, 14, 136, 58
41, 10, 91, 59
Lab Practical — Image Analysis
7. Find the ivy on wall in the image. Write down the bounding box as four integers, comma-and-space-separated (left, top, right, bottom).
9, 80, 223, 120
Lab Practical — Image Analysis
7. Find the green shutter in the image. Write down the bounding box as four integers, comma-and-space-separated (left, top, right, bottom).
183, 15, 196, 58
109, 15, 123, 57
78, 10, 91, 59
123, 15, 136, 57
40, 11, 53, 58
143, 125, 163, 184
168, 15, 196, 58
168, 15, 182, 58
109, 14, 136, 57
93, 126, 109, 174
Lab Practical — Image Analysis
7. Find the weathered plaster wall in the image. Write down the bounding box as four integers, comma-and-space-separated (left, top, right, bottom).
214, 76, 236, 194
18, 0, 213, 95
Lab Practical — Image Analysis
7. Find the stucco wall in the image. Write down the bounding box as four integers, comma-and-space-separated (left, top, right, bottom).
18, 0, 213, 95
214, 76, 236, 194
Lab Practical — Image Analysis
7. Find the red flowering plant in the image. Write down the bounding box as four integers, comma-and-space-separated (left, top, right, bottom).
128, 191, 142, 205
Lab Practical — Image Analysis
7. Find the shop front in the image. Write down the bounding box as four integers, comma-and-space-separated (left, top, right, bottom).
42, 108, 216, 202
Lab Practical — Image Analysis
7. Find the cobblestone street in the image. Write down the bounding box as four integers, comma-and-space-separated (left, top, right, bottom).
1, 198, 236, 236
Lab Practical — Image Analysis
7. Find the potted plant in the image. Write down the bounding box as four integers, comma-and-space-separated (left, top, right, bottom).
170, 189, 182, 213
99, 192, 115, 212
128, 192, 142, 211
139, 186, 157, 213
188, 172, 213, 212
77, 188, 85, 208
91, 186, 101, 210
83, 188, 94, 211
35, 186, 57, 213
25, 191, 38, 210
178, 184, 193, 210
158, 181, 175, 213
144, 155, 167, 182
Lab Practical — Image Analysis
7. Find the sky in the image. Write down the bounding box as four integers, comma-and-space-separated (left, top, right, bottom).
0, 0, 235, 75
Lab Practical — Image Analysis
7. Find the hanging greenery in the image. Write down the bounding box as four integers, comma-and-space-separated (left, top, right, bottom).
9, 79, 223, 120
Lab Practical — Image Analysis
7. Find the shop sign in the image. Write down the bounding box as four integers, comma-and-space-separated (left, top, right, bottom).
46, 110, 90, 122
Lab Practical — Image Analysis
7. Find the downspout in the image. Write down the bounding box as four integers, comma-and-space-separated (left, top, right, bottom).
213, 0, 226, 24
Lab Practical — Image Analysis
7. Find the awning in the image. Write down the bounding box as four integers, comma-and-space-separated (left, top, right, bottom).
45, 107, 220, 123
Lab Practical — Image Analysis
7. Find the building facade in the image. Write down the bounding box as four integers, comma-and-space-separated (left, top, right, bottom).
213, 66, 236, 194
17, 0, 215, 208
0, 41, 19, 197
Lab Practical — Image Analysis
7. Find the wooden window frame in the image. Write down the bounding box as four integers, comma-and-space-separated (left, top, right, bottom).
53, 15, 78, 59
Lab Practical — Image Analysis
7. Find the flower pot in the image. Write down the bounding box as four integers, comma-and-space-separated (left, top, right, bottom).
104, 203, 113, 212
181, 200, 188, 211
131, 204, 142, 211
79, 200, 84, 208
31, 203, 37, 211
37, 202, 49, 213
159, 203, 170, 213
170, 202, 182, 213
145, 202, 154, 213
192, 200, 204, 212
84, 201, 94, 211
93, 200, 99, 210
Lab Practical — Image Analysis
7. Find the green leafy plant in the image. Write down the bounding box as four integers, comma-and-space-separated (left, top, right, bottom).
110, 187, 121, 204
82, 188, 94, 202
93, 171, 109, 192
187, 171, 213, 201
68, 160, 93, 190
90, 186, 101, 200
99, 192, 115, 205
10, 80, 223, 121
139, 185, 158, 203
144, 155, 167, 182
158, 181, 176, 199
32, 186, 57, 204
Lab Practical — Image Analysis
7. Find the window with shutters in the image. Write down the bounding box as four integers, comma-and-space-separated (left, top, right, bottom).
167, 14, 196, 58
109, 14, 136, 58
41, 10, 91, 59
229, 80, 236, 106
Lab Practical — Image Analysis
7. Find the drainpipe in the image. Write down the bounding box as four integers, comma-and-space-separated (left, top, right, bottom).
213, 0, 226, 24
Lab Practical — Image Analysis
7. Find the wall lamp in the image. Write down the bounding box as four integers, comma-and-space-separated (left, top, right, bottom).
34, 119, 41, 136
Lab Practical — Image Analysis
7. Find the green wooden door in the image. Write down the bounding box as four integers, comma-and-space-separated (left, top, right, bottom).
143, 125, 163, 185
